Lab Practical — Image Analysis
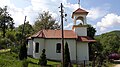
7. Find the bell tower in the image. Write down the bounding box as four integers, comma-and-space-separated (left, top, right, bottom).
72, 8, 89, 36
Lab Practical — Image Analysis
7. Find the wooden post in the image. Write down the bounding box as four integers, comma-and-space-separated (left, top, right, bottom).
60, 3, 64, 67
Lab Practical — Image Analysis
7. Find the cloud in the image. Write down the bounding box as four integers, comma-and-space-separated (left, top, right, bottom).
64, 23, 73, 29
0, 0, 11, 7
0, 0, 115, 35
87, 7, 109, 20
0, 0, 78, 27
95, 13, 120, 33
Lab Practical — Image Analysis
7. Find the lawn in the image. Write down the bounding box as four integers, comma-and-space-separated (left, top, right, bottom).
27, 57, 61, 67
0, 49, 10, 53
2, 49, 116, 67
0, 51, 61, 67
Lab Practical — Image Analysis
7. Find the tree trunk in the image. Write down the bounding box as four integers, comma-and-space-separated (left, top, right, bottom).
3, 22, 6, 37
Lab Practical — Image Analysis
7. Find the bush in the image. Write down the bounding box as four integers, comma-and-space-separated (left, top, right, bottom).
0, 38, 12, 49
10, 45, 21, 54
6, 30, 16, 42
64, 42, 72, 67
38, 49, 47, 66
19, 44, 27, 60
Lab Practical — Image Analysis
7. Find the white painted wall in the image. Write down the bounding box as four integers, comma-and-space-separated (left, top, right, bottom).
77, 42, 89, 62
64, 39, 77, 62
45, 39, 76, 61
30, 38, 89, 63
27, 40, 33, 55
33, 38, 45, 58
74, 27, 87, 36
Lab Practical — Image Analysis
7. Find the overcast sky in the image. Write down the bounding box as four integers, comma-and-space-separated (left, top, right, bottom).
0, 0, 120, 35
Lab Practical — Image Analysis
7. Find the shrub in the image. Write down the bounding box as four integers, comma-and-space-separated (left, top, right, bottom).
0, 38, 12, 49
19, 44, 27, 60
38, 49, 47, 66
10, 45, 21, 54
64, 42, 72, 67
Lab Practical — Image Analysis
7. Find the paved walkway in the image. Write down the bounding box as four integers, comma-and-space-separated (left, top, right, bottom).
113, 60, 120, 67
114, 64, 120, 67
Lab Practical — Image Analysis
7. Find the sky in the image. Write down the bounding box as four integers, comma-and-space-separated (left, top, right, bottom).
0, 0, 120, 35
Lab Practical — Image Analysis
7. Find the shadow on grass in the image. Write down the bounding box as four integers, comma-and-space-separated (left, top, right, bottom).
29, 61, 38, 65
28, 61, 57, 67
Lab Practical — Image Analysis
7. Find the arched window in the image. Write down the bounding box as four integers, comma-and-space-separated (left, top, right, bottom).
35, 42, 39, 53
56, 43, 61, 53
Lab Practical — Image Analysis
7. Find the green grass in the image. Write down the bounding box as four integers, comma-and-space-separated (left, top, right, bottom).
0, 52, 22, 67
2, 51, 115, 67
0, 52, 61, 67
0, 59, 22, 67
0, 52, 88, 67
27, 57, 61, 67
0, 49, 10, 53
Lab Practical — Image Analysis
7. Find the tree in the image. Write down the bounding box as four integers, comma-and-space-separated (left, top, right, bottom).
17, 21, 34, 45
17, 21, 34, 37
0, 6, 14, 37
64, 42, 71, 67
19, 44, 27, 60
6, 30, 16, 42
87, 24, 96, 39
96, 33, 120, 54
93, 31, 120, 66
87, 24, 96, 60
33, 11, 60, 32
91, 41, 104, 67
15, 32, 22, 45
38, 49, 47, 66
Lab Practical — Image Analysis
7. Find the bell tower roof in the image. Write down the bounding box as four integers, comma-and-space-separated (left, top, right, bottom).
72, 8, 88, 18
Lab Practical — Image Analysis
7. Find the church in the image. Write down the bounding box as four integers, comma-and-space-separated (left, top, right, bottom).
27, 6, 96, 64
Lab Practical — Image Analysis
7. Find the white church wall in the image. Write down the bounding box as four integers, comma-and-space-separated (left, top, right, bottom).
45, 39, 76, 61
27, 40, 33, 55
64, 39, 76, 62
30, 38, 89, 63
33, 38, 45, 58
45, 39, 61, 60
74, 27, 87, 36
77, 42, 89, 63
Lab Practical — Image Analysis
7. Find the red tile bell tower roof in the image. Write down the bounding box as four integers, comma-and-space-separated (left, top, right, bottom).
73, 8, 88, 14
72, 8, 88, 18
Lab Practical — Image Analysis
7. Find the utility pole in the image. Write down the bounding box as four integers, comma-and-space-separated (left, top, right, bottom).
21, 16, 27, 44
60, 3, 64, 67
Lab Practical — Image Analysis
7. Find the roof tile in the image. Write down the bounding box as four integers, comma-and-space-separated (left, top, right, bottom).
77, 36, 96, 42
73, 8, 88, 14
31, 30, 77, 38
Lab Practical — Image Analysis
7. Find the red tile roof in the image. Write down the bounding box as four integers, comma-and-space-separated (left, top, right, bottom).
31, 30, 77, 39
73, 8, 88, 14
28, 30, 96, 42
77, 36, 96, 42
